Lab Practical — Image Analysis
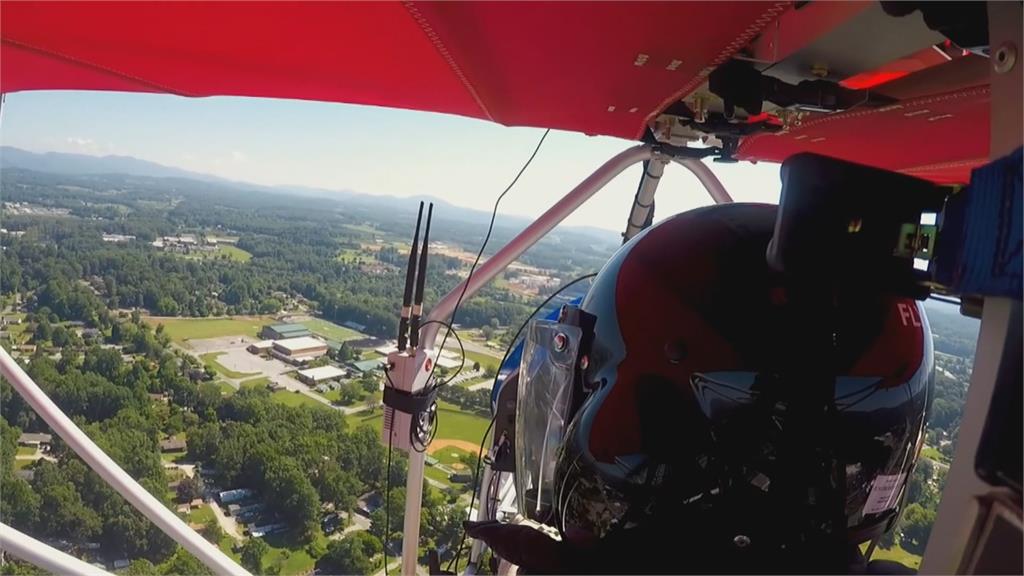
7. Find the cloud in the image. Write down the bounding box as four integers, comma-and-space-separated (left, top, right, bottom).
230, 150, 248, 163
62, 136, 113, 155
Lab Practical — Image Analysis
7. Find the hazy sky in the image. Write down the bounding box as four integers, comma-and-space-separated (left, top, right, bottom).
1, 90, 782, 231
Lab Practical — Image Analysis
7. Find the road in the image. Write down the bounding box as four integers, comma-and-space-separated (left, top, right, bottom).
209, 500, 244, 540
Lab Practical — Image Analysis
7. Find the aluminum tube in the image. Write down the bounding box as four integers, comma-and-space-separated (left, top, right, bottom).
421, 144, 654, 348
622, 155, 668, 241
402, 449, 426, 575
672, 157, 734, 204
0, 522, 112, 576
0, 348, 250, 576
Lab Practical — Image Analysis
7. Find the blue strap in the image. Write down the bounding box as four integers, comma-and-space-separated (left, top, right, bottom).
934, 147, 1022, 299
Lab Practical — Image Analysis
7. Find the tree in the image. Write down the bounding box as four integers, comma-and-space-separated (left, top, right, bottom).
472, 361, 481, 372
158, 548, 213, 575
0, 475, 40, 529
155, 297, 179, 316
200, 517, 224, 544
176, 476, 203, 503
240, 538, 269, 574
123, 557, 155, 573
319, 536, 374, 576
899, 503, 936, 554
124, 559, 157, 576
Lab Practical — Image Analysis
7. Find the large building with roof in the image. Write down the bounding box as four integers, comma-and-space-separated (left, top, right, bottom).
260, 323, 312, 340
270, 336, 328, 363
296, 365, 347, 385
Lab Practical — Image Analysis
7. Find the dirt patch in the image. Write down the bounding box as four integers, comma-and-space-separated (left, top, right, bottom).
427, 438, 481, 455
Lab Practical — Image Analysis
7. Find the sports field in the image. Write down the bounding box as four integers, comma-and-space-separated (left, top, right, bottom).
143, 315, 273, 343
356, 400, 490, 445
301, 318, 366, 342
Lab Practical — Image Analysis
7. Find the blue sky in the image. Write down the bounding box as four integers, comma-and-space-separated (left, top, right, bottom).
1, 90, 781, 230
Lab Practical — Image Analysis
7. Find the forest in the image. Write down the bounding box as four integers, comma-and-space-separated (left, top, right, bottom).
0, 168, 615, 338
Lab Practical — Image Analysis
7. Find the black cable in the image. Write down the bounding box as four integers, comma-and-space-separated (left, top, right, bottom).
420, 320, 465, 388
444, 271, 598, 572
427, 129, 551, 389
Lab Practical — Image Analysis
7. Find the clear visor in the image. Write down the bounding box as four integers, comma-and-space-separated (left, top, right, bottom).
515, 319, 581, 520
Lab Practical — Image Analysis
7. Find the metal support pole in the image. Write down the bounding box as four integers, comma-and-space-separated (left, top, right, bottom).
0, 349, 250, 576
0, 523, 113, 576
403, 449, 426, 576
672, 157, 734, 204
622, 154, 669, 242
921, 2, 1022, 572
420, 144, 655, 349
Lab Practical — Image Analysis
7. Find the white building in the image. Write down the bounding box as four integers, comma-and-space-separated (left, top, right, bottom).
271, 336, 328, 363
297, 365, 347, 385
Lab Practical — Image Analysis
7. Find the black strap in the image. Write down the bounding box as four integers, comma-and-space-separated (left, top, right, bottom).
383, 384, 438, 415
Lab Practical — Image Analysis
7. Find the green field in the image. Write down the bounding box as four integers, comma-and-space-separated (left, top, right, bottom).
259, 531, 322, 575
16, 446, 36, 456
14, 459, 33, 470
463, 349, 501, 373
921, 445, 948, 464
240, 376, 272, 390
200, 352, 260, 379
270, 390, 332, 410
302, 318, 366, 342
425, 465, 455, 488
161, 450, 187, 463
144, 315, 273, 343
357, 400, 489, 444
435, 446, 474, 470
216, 245, 252, 262
188, 504, 216, 525
866, 543, 922, 570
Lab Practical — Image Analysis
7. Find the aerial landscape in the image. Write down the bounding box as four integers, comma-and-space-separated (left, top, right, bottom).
0, 147, 978, 574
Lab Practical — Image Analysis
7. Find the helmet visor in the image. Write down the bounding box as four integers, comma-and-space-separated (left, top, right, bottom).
515, 319, 582, 520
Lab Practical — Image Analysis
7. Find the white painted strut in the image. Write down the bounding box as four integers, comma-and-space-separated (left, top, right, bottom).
0, 522, 113, 576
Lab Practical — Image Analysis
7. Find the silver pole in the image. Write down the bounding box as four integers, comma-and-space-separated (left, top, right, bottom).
672, 157, 734, 204
622, 153, 669, 242
421, 144, 654, 348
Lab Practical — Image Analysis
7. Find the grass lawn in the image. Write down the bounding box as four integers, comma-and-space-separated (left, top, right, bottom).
161, 450, 187, 463
463, 349, 501, 373
217, 381, 237, 394
188, 504, 216, 525
216, 245, 252, 262
270, 390, 332, 410
301, 318, 366, 342
356, 401, 490, 445
260, 531, 322, 575
240, 376, 272, 390
144, 315, 273, 343
867, 543, 922, 570
14, 459, 33, 470
200, 352, 260, 379
425, 465, 456, 489
16, 446, 36, 456
435, 446, 474, 469
321, 388, 342, 403
921, 445, 948, 464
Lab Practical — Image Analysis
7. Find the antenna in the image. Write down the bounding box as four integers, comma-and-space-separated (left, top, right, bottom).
397, 201, 424, 352
409, 203, 433, 350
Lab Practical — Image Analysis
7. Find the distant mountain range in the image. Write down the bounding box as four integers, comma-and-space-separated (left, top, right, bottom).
0, 146, 621, 243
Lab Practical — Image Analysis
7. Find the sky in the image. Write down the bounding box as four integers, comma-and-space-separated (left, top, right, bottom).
0, 90, 782, 231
